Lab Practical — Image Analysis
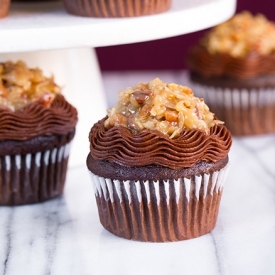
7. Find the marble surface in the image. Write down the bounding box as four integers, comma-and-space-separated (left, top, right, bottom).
1, 71, 275, 275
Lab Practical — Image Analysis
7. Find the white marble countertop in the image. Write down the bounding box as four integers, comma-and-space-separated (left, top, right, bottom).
1, 71, 275, 275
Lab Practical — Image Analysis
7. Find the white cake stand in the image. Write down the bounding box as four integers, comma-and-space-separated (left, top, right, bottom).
0, 0, 236, 167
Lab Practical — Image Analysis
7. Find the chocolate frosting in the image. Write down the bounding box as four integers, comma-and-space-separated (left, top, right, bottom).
0, 94, 78, 141
189, 71, 275, 89
89, 118, 232, 170
187, 45, 275, 79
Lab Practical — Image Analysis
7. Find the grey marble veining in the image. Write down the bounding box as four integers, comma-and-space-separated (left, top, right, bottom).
0, 72, 275, 275
0, 196, 72, 274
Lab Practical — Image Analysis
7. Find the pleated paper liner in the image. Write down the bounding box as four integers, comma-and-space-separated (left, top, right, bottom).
90, 164, 230, 242
191, 83, 275, 136
0, 142, 71, 206
62, 0, 172, 18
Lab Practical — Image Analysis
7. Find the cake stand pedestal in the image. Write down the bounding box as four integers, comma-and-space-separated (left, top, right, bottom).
0, 0, 236, 167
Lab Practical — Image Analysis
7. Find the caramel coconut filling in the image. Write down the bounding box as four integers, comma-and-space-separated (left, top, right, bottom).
0, 60, 60, 111
202, 11, 275, 58
104, 78, 223, 138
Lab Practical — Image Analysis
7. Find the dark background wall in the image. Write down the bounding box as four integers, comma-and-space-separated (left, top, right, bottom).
96, 0, 275, 71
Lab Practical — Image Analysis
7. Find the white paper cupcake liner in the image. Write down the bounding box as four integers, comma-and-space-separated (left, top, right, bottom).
192, 83, 275, 107
191, 82, 275, 135
0, 142, 71, 205
90, 163, 230, 242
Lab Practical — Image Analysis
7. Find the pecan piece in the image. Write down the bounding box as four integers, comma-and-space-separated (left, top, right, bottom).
132, 89, 152, 105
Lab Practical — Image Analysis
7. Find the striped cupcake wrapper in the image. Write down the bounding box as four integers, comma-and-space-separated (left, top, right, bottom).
0, 142, 71, 206
63, 0, 172, 18
90, 163, 230, 242
192, 83, 275, 136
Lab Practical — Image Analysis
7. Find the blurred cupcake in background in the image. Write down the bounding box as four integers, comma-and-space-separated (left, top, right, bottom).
62, 0, 172, 18
0, 60, 78, 205
87, 78, 232, 242
187, 11, 275, 136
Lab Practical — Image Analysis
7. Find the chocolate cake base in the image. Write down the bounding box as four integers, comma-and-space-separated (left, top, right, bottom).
189, 72, 275, 136
87, 154, 230, 242
0, 131, 75, 206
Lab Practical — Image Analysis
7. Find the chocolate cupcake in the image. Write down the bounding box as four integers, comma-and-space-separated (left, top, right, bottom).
187, 11, 275, 136
0, 61, 78, 205
62, 0, 172, 18
87, 78, 232, 242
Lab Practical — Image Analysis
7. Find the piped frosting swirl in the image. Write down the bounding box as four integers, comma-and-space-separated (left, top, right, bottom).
89, 118, 232, 170
0, 94, 78, 141
187, 45, 275, 79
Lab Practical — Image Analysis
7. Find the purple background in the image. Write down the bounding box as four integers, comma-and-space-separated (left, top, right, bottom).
96, 0, 275, 71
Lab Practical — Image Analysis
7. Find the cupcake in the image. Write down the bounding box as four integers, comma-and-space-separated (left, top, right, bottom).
62, 0, 172, 18
0, 60, 78, 205
0, 0, 10, 18
87, 78, 232, 242
187, 11, 275, 136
